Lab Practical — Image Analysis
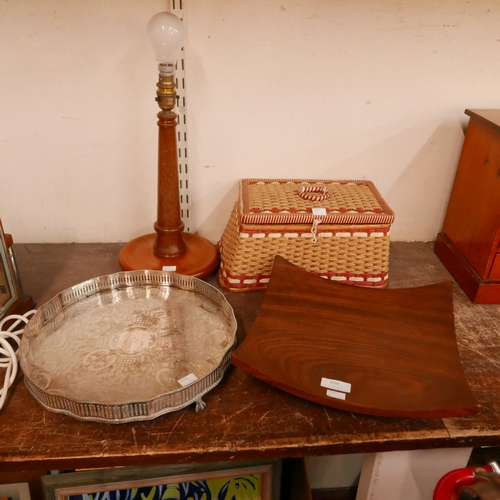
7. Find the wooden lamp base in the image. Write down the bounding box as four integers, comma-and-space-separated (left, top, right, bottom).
122, 35, 220, 280
119, 232, 219, 279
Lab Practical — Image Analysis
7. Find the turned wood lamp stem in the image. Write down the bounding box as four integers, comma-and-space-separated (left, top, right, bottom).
118, 12, 219, 278
153, 72, 187, 258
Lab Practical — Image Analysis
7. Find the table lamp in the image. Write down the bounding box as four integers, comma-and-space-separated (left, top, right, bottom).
119, 12, 219, 278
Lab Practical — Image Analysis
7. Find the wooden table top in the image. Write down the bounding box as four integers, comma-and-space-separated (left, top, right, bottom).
1, 242, 499, 472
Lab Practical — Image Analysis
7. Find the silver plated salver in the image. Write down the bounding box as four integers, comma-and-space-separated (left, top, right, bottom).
19, 270, 237, 423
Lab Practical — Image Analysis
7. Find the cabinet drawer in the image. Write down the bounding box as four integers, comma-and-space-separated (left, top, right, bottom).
490, 254, 500, 279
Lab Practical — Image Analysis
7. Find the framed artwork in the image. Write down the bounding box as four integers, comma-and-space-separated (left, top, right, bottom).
0, 482, 31, 500
42, 460, 281, 500
0, 219, 32, 321
0, 219, 21, 320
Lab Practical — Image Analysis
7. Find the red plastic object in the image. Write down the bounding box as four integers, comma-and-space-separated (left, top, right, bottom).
433, 465, 492, 500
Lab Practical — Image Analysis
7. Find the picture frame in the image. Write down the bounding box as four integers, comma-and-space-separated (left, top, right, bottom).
42, 460, 282, 500
0, 482, 31, 500
0, 219, 21, 320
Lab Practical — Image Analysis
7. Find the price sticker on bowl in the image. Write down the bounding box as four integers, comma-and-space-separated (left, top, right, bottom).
321, 377, 351, 393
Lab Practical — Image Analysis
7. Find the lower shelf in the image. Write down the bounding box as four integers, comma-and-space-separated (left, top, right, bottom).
311, 487, 358, 500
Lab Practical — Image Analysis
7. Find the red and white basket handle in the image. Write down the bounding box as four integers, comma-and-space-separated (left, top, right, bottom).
297, 186, 330, 201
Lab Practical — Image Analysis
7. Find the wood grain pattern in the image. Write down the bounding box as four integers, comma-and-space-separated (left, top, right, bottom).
152, 108, 186, 258
435, 232, 500, 304
118, 232, 220, 278
232, 256, 479, 418
436, 109, 500, 303
0, 242, 498, 473
442, 111, 500, 278
118, 73, 219, 279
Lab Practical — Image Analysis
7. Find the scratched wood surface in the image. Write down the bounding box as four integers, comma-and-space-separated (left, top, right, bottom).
1, 242, 499, 472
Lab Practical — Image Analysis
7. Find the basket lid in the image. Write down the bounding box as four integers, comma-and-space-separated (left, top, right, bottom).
239, 179, 395, 225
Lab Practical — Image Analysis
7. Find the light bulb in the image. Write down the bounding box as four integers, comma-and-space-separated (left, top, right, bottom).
147, 12, 186, 73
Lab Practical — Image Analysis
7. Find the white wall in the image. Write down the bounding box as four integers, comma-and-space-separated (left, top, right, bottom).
305, 453, 364, 490
1, 0, 499, 244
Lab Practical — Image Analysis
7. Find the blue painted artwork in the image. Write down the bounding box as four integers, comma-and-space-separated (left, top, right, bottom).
67, 473, 262, 500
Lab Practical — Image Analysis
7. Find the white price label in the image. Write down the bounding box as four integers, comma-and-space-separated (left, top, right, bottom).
178, 373, 198, 387
326, 389, 346, 400
321, 377, 351, 393
162, 266, 177, 271
312, 208, 327, 216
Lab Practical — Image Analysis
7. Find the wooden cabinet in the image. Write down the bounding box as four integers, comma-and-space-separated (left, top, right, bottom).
435, 109, 500, 303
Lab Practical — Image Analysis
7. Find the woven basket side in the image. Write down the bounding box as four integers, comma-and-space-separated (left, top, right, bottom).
219, 202, 242, 271
219, 200, 391, 277
222, 235, 390, 277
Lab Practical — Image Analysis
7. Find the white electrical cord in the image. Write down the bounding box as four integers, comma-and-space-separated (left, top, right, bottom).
0, 310, 37, 410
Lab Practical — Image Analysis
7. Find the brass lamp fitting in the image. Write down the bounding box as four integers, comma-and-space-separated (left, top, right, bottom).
155, 65, 177, 113
155, 74, 176, 112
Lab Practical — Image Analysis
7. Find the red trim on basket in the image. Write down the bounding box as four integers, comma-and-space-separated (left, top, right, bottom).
246, 180, 364, 186
248, 207, 387, 215
223, 282, 268, 290
225, 273, 270, 282
221, 268, 388, 289
241, 212, 394, 225
239, 227, 390, 236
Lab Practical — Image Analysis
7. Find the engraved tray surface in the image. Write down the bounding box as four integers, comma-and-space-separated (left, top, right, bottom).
19, 271, 237, 423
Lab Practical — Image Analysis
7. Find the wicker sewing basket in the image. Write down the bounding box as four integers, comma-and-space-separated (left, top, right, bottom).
218, 179, 395, 292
